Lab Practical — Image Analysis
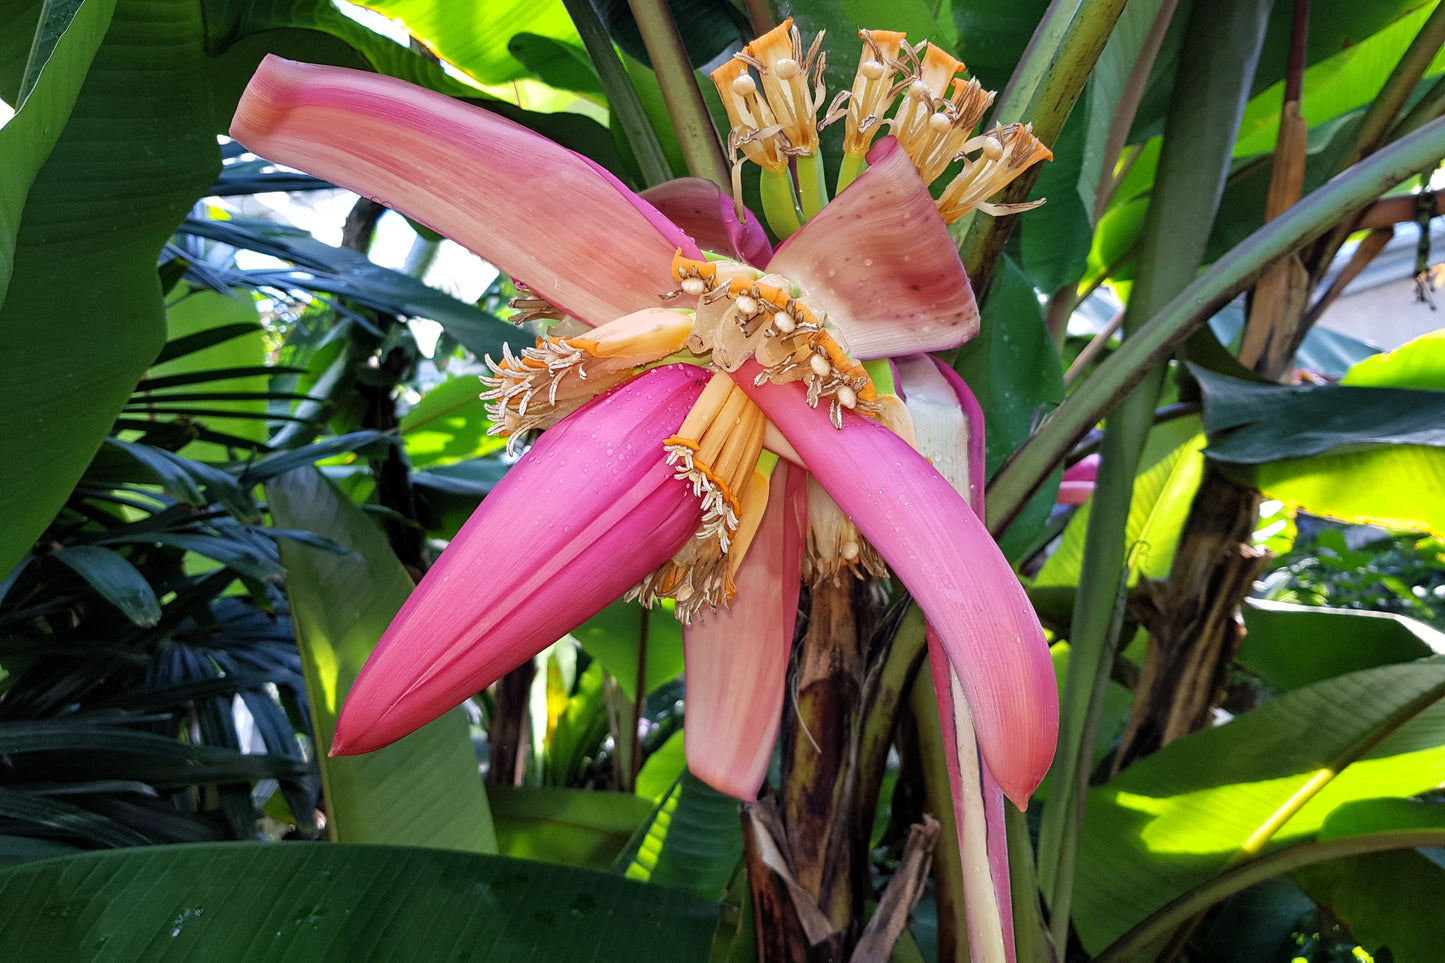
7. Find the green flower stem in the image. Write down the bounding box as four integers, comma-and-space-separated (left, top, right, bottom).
623, 0, 730, 187
1032, 4, 1275, 949
795, 153, 828, 220
957, 0, 1132, 291
1094, 830, 1445, 963
560, 0, 672, 187
835, 153, 866, 195
1006, 806, 1055, 963
1347, 1, 1445, 166
984, 115, 1445, 538
760, 166, 803, 239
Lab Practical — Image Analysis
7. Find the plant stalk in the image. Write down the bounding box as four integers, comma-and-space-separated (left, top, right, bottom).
623, 0, 730, 187
561, 0, 673, 186
959, 0, 1132, 292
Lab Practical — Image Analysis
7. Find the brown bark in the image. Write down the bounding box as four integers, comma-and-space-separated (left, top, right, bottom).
780, 578, 877, 932
745, 572, 936, 954
1115, 467, 1268, 769
486, 660, 534, 785
742, 799, 838, 962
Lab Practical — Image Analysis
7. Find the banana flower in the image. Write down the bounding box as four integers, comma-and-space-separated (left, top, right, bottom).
231, 48, 1054, 844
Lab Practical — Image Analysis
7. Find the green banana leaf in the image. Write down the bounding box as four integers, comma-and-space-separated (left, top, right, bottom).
0, 842, 720, 960
267, 467, 496, 853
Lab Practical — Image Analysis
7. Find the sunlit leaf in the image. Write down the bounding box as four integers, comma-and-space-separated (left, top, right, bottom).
1215, 333, 1445, 535
620, 769, 743, 901
399, 375, 504, 469
488, 784, 653, 869
1240, 599, 1445, 690
1034, 416, 1205, 587
1073, 657, 1445, 952
146, 290, 269, 458
572, 598, 684, 701
357, 0, 582, 86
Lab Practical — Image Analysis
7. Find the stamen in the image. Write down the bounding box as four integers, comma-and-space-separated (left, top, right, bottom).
711, 17, 828, 170
824, 29, 909, 158
480, 309, 692, 449
804, 477, 888, 585
507, 283, 570, 327
882, 44, 1000, 187
630, 374, 768, 622
935, 122, 1053, 223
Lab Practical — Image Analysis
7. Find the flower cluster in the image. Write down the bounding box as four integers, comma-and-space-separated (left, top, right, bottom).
712, 19, 1054, 233
230, 26, 1056, 959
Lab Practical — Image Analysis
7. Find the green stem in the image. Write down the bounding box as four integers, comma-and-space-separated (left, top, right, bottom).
983, 114, 1445, 537
958, 0, 1132, 290
836, 153, 867, 195
1006, 806, 1057, 963
1390, 72, 1445, 142
795, 153, 828, 220
561, 0, 673, 187
1033, 4, 1275, 949
1094, 830, 1445, 963
623, 0, 730, 186
1347, 1, 1445, 166
760, 166, 803, 239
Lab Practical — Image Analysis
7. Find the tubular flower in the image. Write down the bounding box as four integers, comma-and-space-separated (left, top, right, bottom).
230, 46, 1055, 820
831, 29, 908, 159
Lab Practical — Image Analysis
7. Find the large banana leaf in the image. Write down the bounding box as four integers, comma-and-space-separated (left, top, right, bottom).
1034, 415, 1206, 588
1251, 331, 1445, 535
267, 467, 496, 853
1239, 599, 1445, 690
1073, 656, 1445, 951
0, 843, 720, 960
1, 0, 217, 574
